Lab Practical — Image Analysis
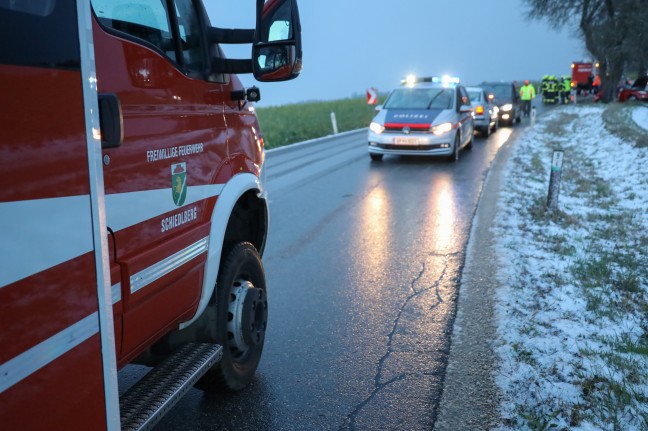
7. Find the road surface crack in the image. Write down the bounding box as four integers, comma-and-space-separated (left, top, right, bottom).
341, 255, 453, 430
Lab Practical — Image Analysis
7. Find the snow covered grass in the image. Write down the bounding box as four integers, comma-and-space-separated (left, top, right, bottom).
492, 104, 648, 430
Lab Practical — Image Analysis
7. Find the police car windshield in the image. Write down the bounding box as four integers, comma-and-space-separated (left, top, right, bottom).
384, 88, 453, 110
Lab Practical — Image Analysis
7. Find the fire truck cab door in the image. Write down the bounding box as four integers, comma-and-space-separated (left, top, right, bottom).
90, 0, 230, 362
0, 1, 119, 429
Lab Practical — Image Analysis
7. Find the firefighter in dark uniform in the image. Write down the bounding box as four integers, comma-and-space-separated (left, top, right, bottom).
560, 75, 571, 104
541, 75, 549, 103
544, 75, 554, 104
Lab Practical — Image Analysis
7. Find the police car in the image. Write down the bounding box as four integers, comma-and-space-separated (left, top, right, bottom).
368, 76, 474, 162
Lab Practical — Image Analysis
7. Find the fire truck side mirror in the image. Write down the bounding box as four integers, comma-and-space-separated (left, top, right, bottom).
252, 0, 302, 82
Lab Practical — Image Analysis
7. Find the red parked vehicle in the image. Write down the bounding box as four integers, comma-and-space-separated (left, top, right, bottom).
618, 76, 648, 102
0, 0, 301, 429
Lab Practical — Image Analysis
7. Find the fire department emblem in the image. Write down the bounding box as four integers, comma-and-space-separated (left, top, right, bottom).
171, 163, 187, 206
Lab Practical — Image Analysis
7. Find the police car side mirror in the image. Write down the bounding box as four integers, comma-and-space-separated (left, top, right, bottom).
375, 104, 383, 112
252, 0, 302, 82
459, 105, 472, 113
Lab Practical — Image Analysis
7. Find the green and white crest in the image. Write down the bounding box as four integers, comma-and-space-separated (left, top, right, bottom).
171, 162, 187, 206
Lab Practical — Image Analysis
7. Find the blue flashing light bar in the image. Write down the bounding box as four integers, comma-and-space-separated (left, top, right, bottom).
401, 74, 460, 87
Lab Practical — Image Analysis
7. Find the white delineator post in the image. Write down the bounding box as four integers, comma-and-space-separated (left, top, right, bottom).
330, 111, 338, 135
547, 150, 564, 210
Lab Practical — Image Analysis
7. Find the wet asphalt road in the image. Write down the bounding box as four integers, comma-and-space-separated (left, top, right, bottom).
149, 113, 537, 430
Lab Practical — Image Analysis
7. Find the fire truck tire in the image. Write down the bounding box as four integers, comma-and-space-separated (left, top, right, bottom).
196, 242, 267, 392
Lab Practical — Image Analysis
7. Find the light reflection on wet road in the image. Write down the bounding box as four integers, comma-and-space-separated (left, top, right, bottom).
149, 121, 524, 430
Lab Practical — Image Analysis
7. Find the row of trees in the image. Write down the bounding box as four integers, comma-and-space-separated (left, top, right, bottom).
523, 0, 648, 102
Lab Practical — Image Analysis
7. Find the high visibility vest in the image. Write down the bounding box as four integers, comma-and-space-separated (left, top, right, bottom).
563, 79, 571, 92
520, 84, 535, 100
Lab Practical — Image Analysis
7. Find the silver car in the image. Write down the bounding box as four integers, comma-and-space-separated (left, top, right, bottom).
466, 86, 499, 137
368, 77, 475, 162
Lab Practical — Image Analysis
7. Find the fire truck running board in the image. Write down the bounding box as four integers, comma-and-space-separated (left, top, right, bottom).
120, 343, 223, 431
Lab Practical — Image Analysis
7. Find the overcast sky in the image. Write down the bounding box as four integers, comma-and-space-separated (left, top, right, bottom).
206, 0, 588, 106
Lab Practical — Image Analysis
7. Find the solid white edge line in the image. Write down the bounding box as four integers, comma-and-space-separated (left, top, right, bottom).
266, 128, 367, 155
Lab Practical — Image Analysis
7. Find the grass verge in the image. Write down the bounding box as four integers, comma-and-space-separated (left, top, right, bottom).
493, 103, 648, 430
255, 96, 384, 149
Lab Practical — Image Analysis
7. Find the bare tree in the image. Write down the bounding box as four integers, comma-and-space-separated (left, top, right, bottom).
623, 0, 648, 78
523, 0, 645, 102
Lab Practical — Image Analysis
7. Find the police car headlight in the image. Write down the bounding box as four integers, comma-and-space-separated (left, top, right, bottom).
431, 122, 453, 136
370, 122, 385, 134
501, 104, 513, 112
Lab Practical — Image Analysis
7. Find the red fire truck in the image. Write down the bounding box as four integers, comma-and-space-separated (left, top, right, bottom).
571, 61, 599, 94
0, 1, 301, 429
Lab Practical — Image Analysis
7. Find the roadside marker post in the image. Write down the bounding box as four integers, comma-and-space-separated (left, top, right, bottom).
330, 111, 339, 135
547, 150, 564, 210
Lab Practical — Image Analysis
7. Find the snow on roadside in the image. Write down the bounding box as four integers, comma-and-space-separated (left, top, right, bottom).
632, 106, 648, 132
492, 105, 648, 430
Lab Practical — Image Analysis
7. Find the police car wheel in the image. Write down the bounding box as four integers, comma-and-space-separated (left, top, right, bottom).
196, 242, 267, 392
370, 153, 383, 161
448, 134, 460, 162
482, 125, 490, 138
492, 119, 498, 132
466, 132, 474, 150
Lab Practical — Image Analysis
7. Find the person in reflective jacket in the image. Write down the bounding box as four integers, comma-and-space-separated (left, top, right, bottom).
520, 80, 536, 117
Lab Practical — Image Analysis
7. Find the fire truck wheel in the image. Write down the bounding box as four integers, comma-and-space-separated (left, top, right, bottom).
197, 242, 267, 392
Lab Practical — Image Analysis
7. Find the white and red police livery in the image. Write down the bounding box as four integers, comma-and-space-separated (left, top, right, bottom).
0, 1, 302, 429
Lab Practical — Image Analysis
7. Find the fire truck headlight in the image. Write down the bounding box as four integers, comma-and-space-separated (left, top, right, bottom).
431, 122, 453, 136
501, 104, 513, 112
370, 122, 385, 134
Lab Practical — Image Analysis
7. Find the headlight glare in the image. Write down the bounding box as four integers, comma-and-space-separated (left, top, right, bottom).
431, 122, 453, 136
501, 104, 513, 112
370, 122, 385, 134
